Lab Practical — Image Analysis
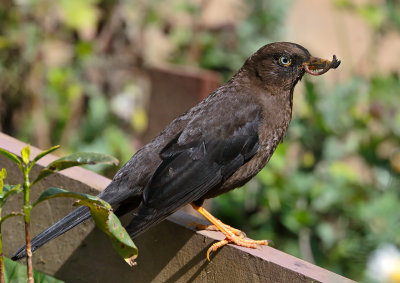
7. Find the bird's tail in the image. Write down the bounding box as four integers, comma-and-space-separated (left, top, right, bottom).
11, 205, 91, 260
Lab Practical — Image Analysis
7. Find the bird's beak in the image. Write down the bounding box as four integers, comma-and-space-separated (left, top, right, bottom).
301, 55, 341, 76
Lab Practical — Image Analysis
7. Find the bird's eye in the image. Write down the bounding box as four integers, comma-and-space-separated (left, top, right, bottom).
279, 56, 292, 67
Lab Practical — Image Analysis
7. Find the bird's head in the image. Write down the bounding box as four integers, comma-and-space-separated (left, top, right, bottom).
244, 42, 340, 92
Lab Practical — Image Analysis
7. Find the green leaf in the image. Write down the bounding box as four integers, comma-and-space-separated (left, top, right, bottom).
33, 187, 109, 208
32, 145, 60, 165
0, 168, 5, 195
4, 256, 64, 283
89, 205, 138, 266
0, 168, 6, 180
0, 147, 22, 166
33, 187, 137, 265
21, 145, 30, 164
33, 152, 119, 185
0, 184, 22, 206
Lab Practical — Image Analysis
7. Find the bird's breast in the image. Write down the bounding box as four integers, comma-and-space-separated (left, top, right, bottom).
204, 120, 291, 199
203, 92, 293, 199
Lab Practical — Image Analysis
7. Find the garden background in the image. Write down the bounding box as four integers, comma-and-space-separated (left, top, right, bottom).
1, 0, 400, 281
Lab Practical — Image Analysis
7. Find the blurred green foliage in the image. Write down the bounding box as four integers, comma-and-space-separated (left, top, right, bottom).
215, 75, 400, 279
1, 0, 400, 281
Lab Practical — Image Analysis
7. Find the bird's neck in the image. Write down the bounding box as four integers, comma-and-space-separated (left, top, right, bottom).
230, 67, 295, 113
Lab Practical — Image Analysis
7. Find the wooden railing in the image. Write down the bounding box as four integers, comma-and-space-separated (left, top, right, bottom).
0, 133, 355, 283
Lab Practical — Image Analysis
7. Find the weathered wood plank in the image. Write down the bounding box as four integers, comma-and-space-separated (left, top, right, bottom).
1, 133, 355, 282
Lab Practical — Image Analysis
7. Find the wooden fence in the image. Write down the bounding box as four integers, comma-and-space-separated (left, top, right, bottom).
1, 133, 355, 282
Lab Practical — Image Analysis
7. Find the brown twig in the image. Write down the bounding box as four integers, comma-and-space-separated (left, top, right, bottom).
25, 221, 33, 283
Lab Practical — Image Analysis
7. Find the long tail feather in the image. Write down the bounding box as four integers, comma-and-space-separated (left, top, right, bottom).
11, 182, 142, 261
11, 206, 90, 260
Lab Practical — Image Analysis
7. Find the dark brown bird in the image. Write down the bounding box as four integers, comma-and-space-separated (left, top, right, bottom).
12, 42, 340, 261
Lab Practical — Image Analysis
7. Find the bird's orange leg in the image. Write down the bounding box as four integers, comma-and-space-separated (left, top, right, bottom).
190, 203, 269, 260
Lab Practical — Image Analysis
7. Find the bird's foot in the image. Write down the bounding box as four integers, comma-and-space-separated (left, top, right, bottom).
207, 235, 269, 261
190, 222, 246, 237
190, 203, 270, 261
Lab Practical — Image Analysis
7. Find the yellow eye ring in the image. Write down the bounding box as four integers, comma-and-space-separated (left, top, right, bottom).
279, 56, 292, 66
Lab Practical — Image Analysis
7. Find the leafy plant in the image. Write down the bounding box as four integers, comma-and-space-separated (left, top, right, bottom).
0, 145, 138, 282
3, 257, 63, 283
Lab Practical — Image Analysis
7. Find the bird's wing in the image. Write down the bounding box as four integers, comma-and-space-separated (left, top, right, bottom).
125, 115, 261, 238
143, 118, 260, 212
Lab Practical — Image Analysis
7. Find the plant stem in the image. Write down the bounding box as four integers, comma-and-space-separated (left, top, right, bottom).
0, 170, 4, 283
25, 221, 33, 283
23, 168, 33, 283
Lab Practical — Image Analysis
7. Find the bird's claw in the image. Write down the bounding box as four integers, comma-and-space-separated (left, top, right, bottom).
206, 237, 270, 261
207, 239, 229, 261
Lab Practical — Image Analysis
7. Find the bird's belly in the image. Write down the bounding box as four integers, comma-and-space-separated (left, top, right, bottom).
203, 138, 280, 199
